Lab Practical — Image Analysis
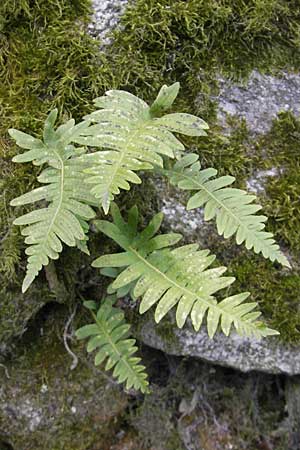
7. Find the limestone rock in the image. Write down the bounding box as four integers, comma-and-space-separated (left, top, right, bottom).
136, 314, 300, 375
0, 308, 128, 450
216, 70, 300, 134
88, 0, 128, 43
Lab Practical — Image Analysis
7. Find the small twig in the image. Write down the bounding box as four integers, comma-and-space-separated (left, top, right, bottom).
0, 363, 10, 379
63, 306, 79, 370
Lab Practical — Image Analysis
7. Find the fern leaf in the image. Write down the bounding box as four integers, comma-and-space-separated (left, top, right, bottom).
9, 111, 98, 292
74, 83, 209, 213
162, 154, 290, 267
76, 298, 149, 393
92, 205, 278, 339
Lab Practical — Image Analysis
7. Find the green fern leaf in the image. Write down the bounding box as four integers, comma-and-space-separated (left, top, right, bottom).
76, 298, 149, 393
92, 205, 278, 339
73, 83, 208, 213
162, 154, 290, 267
9, 111, 99, 292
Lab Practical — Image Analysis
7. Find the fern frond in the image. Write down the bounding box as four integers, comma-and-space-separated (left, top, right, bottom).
9, 110, 98, 292
74, 83, 209, 213
162, 154, 290, 267
92, 204, 278, 339
76, 298, 149, 393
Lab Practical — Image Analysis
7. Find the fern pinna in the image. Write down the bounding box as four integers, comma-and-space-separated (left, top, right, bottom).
76, 299, 149, 393
161, 153, 290, 267
9, 110, 98, 292
93, 204, 278, 339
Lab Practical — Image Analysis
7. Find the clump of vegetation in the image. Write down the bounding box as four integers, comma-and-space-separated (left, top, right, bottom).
255, 112, 300, 254
9, 82, 289, 391
2, 0, 300, 390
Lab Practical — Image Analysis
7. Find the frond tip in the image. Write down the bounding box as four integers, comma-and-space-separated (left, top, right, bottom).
76, 299, 149, 393
162, 153, 290, 268
92, 204, 279, 339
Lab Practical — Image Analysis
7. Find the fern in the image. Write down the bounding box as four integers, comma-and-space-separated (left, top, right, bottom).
161, 153, 290, 267
73, 82, 208, 213
8, 83, 288, 394
9, 110, 99, 292
76, 298, 149, 393
92, 204, 278, 339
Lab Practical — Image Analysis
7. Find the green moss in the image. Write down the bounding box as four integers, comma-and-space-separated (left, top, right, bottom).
254, 112, 300, 255
109, 0, 300, 101
214, 112, 300, 344
229, 254, 300, 343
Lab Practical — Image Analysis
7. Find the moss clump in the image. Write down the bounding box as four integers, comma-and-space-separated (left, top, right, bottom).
255, 112, 300, 255
0, 0, 114, 284
218, 112, 300, 344
109, 0, 300, 105
229, 254, 300, 343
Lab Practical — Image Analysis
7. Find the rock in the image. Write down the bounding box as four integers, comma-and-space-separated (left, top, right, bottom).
0, 307, 128, 450
0, 263, 70, 356
216, 70, 300, 134
136, 313, 300, 375
0, 281, 54, 356
88, 0, 128, 43
286, 377, 300, 449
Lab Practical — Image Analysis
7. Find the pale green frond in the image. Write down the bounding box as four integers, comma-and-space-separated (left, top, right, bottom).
74, 83, 208, 214
93, 206, 278, 339
76, 298, 149, 393
10, 111, 99, 292
162, 153, 290, 267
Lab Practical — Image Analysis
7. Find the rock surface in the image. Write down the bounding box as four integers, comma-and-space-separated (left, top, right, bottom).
216, 70, 300, 134
0, 308, 128, 450
136, 314, 300, 375
88, 0, 128, 43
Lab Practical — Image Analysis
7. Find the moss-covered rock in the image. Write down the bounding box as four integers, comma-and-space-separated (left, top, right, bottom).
0, 306, 128, 450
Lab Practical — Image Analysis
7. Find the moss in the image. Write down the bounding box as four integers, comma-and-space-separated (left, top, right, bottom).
254, 112, 300, 255
229, 253, 300, 343
109, 0, 300, 102
195, 117, 254, 181
212, 112, 300, 344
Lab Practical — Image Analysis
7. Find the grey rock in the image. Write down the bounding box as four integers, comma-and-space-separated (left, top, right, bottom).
88, 0, 128, 43
246, 167, 280, 195
137, 314, 300, 375
0, 308, 128, 450
216, 70, 300, 134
